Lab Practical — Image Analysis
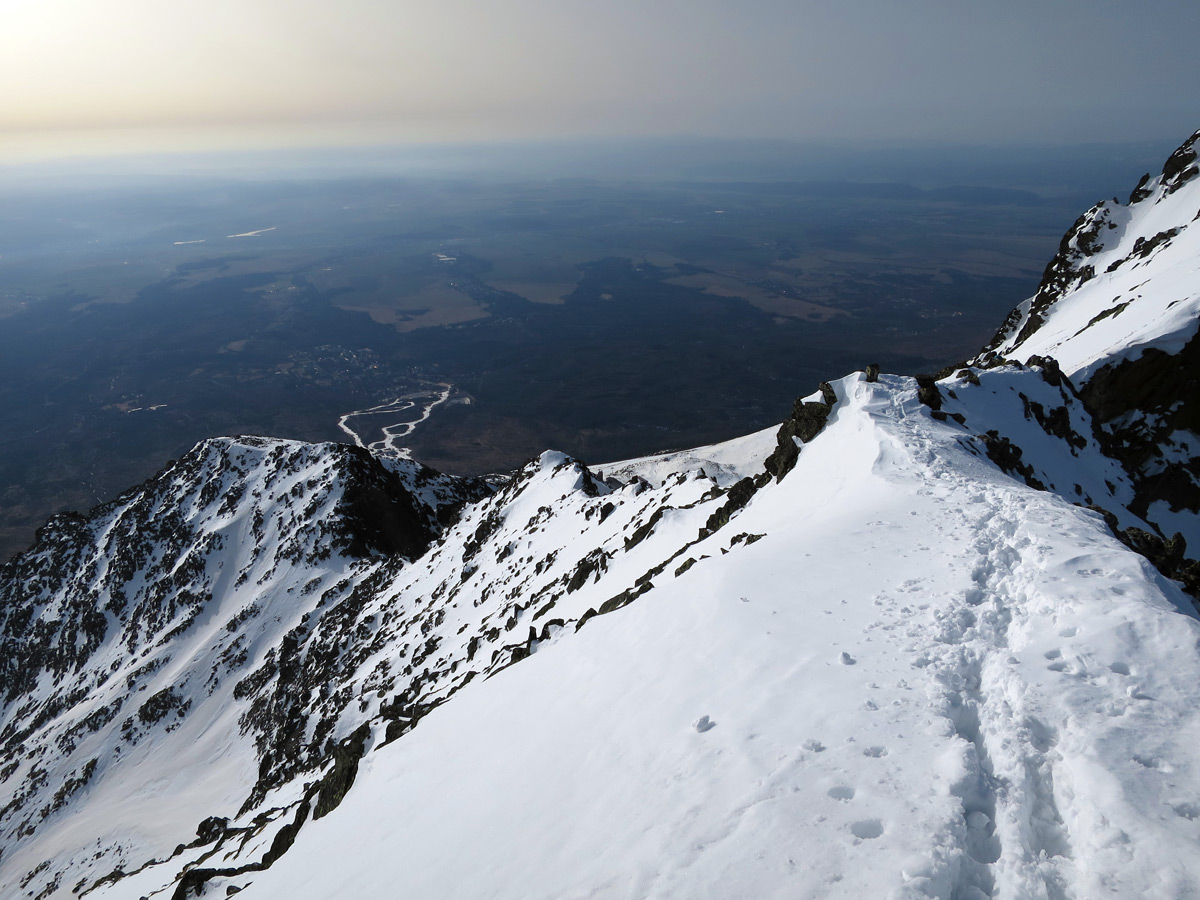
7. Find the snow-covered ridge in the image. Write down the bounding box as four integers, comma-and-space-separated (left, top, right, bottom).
3, 128, 1200, 900
966, 128, 1200, 587
0, 436, 488, 897
239, 373, 1200, 900
983, 127, 1200, 379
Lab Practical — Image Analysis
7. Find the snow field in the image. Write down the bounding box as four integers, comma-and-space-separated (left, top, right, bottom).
238, 375, 1200, 899
996, 169, 1200, 379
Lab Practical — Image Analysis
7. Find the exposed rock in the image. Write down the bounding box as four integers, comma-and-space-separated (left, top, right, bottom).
764, 387, 838, 481
978, 430, 1046, 491
314, 723, 371, 820
1161, 128, 1200, 194
915, 376, 943, 411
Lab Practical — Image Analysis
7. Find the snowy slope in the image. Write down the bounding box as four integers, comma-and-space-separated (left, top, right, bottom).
0, 438, 490, 898
2, 128, 1199, 900
238, 375, 1200, 900
975, 127, 1200, 570
984, 127, 1200, 380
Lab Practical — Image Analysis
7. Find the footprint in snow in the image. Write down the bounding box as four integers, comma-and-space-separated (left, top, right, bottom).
850, 819, 884, 840
1133, 754, 1168, 771
693, 715, 716, 733
803, 739, 826, 752
862, 746, 888, 758
828, 785, 856, 801
839, 651, 856, 665
1172, 802, 1200, 821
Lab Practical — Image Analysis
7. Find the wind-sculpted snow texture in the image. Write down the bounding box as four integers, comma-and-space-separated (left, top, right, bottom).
2, 128, 1199, 900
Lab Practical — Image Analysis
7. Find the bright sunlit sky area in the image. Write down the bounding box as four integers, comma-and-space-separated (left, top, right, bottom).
1, 0, 1198, 164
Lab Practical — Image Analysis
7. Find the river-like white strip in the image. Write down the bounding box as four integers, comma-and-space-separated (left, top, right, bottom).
337, 383, 453, 458
226, 226, 277, 238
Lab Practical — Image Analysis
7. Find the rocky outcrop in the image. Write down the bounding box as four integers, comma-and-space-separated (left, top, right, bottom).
763, 382, 839, 481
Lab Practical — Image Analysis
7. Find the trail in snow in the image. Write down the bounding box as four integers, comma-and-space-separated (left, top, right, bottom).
336, 383, 452, 457
218, 375, 1199, 900
866, 378, 1200, 900
9, 372, 1200, 900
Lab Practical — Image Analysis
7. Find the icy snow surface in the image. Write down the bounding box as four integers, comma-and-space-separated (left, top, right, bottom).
233, 375, 1200, 900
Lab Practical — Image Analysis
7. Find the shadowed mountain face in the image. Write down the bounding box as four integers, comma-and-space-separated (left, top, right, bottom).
1, 129, 1198, 900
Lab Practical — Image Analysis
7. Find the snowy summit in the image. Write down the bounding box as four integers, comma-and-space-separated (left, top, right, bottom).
2, 128, 1199, 900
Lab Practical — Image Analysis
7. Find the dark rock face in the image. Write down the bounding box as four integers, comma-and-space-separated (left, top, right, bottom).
984, 202, 1111, 353
703, 477, 759, 533
1080, 330, 1200, 524
335, 448, 439, 559
314, 724, 371, 820
1081, 332, 1200, 435
1161, 128, 1200, 194
979, 431, 1046, 492
915, 376, 944, 411
1129, 172, 1154, 205
764, 386, 839, 481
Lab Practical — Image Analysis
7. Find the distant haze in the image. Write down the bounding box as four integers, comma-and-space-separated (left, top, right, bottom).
2, 0, 1197, 163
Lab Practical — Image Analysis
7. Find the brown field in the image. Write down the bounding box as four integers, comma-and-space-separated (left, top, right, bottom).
638, 251, 688, 268
332, 283, 488, 332
664, 272, 845, 321
488, 281, 577, 305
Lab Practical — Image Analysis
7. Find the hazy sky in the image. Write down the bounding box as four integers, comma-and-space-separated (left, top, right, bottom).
2, 0, 1197, 162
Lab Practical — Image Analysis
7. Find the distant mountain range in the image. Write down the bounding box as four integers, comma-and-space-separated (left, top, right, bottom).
2, 127, 1198, 900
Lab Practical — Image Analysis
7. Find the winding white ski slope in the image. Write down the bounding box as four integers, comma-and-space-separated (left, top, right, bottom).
236, 375, 1200, 900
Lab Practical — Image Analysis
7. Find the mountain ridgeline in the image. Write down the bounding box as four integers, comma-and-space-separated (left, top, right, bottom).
1, 128, 1199, 900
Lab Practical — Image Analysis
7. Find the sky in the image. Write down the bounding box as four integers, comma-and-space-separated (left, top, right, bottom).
1, 0, 1198, 163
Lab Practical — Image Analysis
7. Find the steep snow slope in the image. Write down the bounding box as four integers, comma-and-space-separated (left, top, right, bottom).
0, 438, 490, 898
976, 127, 1200, 582
2, 128, 1199, 900
985, 127, 1200, 378
225, 376, 1200, 900
2, 427, 809, 899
